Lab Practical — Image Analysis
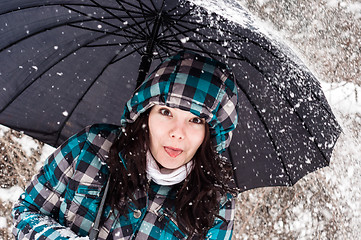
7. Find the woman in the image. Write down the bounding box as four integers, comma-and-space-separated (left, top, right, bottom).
12, 51, 239, 239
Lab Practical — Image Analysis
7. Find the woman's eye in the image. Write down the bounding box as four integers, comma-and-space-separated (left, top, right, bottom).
190, 117, 204, 124
159, 108, 172, 116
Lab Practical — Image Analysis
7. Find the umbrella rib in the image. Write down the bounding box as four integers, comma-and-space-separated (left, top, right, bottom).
76, 9, 153, 59
237, 69, 337, 183
66, 16, 147, 39
163, 23, 261, 69
110, 44, 145, 64
165, 20, 240, 44
155, 23, 186, 53
67, 23, 145, 41
234, 79, 294, 184
157, 9, 194, 38
167, 17, 219, 33
90, 0, 138, 24
117, 0, 153, 13
159, 17, 247, 49
148, 0, 158, 11
54, 52, 122, 146
154, 46, 167, 62
164, 39, 245, 44
63, 5, 146, 39
169, 17, 282, 60
164, 1, 190, 14
122, 0, 154, 39
85, 41, 145, 47
115, 0, 155, 37
0, 2, 147, 16
115, 0, 151, 33
148, 0, 167, 34
161, 41, 246, 61
279, 81, 338, 162
255, 62, 339, 163
148, 0, 165, 14
164, 19, 236, 57
167, 24, 224, 60
0, 15, 147, 52
0, 28, 127, 114
120, 0, 155, 39
129, 7, 192, 60
160, 24, 246, 61
154, 42, 178, 59
158, 26, 199, 41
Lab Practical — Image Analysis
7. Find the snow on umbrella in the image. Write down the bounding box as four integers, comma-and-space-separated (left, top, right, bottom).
0, 0, 341, 191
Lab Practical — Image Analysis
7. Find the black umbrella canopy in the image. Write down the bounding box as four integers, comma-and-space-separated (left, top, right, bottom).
0, 0, 341, 191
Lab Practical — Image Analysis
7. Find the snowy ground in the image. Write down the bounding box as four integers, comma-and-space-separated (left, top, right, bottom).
1, 0, 360, 239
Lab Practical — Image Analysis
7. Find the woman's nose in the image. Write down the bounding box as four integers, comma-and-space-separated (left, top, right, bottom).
170, 124, 185, 140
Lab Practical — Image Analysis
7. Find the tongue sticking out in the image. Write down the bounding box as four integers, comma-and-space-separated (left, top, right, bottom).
164, 147, 183, 158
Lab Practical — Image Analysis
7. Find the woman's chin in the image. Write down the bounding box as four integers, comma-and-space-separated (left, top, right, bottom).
155, 158, 184, 170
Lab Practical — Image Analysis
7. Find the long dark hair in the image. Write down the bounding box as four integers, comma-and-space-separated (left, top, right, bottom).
106, 109, 236, 237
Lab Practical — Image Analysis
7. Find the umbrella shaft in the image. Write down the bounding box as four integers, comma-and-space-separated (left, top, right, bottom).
136, 12, 163, 88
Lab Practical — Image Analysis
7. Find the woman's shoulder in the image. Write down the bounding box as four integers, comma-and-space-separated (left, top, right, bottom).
75, 124, 121, 166
83, 123, 121, 144
84, 123, 121, 135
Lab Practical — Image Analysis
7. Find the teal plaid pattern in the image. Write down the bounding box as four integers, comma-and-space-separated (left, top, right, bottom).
121, 51, 238, 153
12, 124, 235, 240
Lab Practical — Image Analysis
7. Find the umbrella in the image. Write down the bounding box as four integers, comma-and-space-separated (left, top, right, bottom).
0, 0, 341, 191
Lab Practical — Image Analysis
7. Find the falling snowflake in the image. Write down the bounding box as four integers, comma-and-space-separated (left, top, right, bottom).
180, 37, 190, 43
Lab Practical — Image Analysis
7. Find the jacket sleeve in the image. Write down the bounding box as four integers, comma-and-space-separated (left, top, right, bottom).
12, 128, 89, 240
205, 193, 235, 240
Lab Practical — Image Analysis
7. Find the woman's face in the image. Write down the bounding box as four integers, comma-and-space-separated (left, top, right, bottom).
148, 105, 206, 169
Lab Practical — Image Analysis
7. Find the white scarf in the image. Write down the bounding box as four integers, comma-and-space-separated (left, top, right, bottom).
146, 151, 193, 186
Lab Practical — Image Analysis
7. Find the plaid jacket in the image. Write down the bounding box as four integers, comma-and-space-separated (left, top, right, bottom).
12, 124, 235, 239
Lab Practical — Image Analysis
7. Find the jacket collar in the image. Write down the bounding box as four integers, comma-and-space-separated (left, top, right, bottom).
149, 180, 181, 198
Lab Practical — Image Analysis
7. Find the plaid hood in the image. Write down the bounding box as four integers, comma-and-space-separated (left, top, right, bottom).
121, 51, 238, 153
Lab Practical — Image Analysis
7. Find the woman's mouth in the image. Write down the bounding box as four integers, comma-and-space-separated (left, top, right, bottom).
164, 146, 183, 158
